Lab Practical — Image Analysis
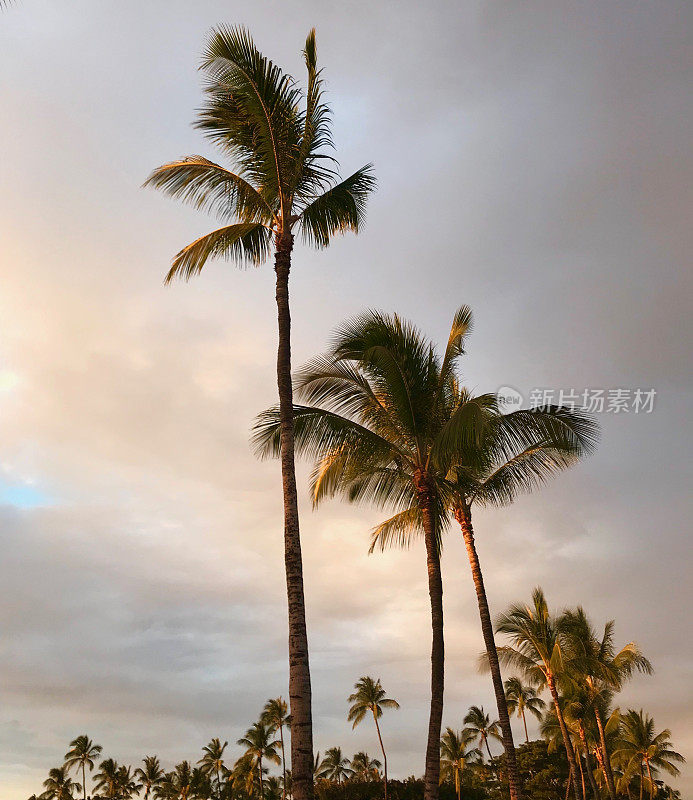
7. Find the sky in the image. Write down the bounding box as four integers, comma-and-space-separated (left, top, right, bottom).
1, 0, 691, 797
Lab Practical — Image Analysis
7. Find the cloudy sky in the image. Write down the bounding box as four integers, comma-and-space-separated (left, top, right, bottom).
1, 1, 691, 797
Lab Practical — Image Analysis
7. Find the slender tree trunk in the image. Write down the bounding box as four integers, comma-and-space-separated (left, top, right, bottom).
280, 723, 287, 800
415, 474, 444, 800
259, 755, 264, 799
547, 675, 582, 800
645, 759, 654, 800
455, 769, 461, 800
82, 762, 87, 800
274, 232, 314, 800
639, 765, 643, 800
577, 722, 600, 800
521, 708, 529, 744
484, 735, 493, 763
455, 503, 522, 800
577, 752, 587, 800
216, 767, 221, 800
373, 711, 388, 800
565, 767, 573, 800
594, 708, 617, 800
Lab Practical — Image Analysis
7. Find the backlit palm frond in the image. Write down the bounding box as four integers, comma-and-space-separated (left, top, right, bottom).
144, 157, 275, 224
297, 165, 376, 247
165, 222, 271, 282
369, 506, 424, 552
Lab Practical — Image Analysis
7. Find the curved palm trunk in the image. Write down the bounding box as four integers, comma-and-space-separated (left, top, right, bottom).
279, 723, 287, 800
577, 722, 600, 800
372, 711, 388, 800
521, 708, 529, 744
547, 675, 582, 800
594, 709, 617, 800
415, 476, 444, 800
274, 232, 314, 800
455, 504, 522, 800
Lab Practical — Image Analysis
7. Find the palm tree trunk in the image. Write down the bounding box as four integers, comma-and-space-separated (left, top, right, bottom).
521, 708, 529, 744
259, 755, 264, 799
455, 504, 522, 800
455, 768, 461, 800
415, 474, 444, 800
565, 767, 573, 800
216, 767, 221, 800
547, 675, 582, 800
274, 232, 314, 800
280, 723, 287, 800
484, 735, 493, 763
645, 759, 655, 800
82, 762, 87, 800
594, 708, 617, 800
373, 711, 388, 800
577, 753, 586, 800
577, 722, 600, 800
639, 765, 643, 800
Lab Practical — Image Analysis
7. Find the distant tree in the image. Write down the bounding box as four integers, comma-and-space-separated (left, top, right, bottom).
504, 679, 545, 743
135, 756, 165, 800
262, 698, 291, 800
439, 728, 480, 800
63, 735, 102, 800
93, 759, 121, 799
238, 722, 281, 798
41, 767, 82, 800
350, 752, 381, 781
347, 677, 399, 800
317, 748, 353, 785
199, 739, 228, 800
463, 707, 501, 763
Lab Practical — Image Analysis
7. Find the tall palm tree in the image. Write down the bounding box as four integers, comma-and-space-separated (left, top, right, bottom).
238, 721, 281, 798
63, 735, 102, 800
439, 728, 479, 800
350, 752, 382, 781
93, 759, 121, 799
495, 587, 583, 799
198, 739, 228, 800
612, 710, 684, 800
504, 678, 546, 743
262, 698, 292, 800
146, 27, 374, 800
135, 756, 165, 800
253, 308, 501, 800
317, 748, 353, 785
347, 676, 399, 800
463, 706, 501, 762
41, 767, 81, 800
561, 608, 653, 800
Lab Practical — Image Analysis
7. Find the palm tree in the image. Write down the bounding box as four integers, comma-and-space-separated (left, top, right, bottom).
561, 608, 653, 800
439, 728, 479, 800
350, 752, 382, 781
63, 735, 102, 800
540, 703, 587, 800
262, 698, 292, 800
495, 587, 582, 799
504, 678, 546, 743
115, 765, 140, 799
253, 307, 502, 800
238, 721, 281, 798
41, 767, 81, 800
135, 756, 165, 800
198, 739, 228, 800
463, 706, 501, 762
145, 27, 374, 800
317, 748, 353, 785
612, 710, 685, 800
93, 759, 121, 799
347, 676, 399, 800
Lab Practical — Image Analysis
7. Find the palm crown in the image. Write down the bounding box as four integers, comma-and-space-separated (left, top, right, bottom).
347, 676, 400, 727
317, 747, 353, 783
145, 26, 375, 281
63, 735, 102, 800
463, 706, 501, 760
42, 766, 82, 800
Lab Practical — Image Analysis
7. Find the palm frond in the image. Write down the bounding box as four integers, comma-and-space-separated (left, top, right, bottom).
165, 222, 271, 282
369, 506, 423, 552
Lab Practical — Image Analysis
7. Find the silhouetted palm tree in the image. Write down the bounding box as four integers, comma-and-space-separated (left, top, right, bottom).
135, 756, 165, 800
317, 748, 353, 785
198, 739, 228, 800
41, 767, 81, 800
504, 678, 546, 743
93, 759, 121, 799
262, 698, 292, 800
350, 752, 381, 781
238, 721, 281, 798
463, 706, 501, 762
439, 728, 479, 800
63, 735, 102, 800
347, 676, 399, 800
146, 28, 374, 800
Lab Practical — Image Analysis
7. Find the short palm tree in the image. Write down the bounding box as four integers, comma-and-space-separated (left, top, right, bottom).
347, 676, 399, 800
238, 721, 281, 798
135, 756, 165, 800
562, 608, 653, 800
198, 739, 228, 800
262, 698, 292, 800
611, 710, 684, 800
504, 678, 546, 743
115, 765, 140, 799
463, 706, 501, 762
146, 27, 374, 800
350, 752, 382, 781
41, 767, 81, 800
93, 759, 121, 799
317, 748, 353, 785
495, 587, 582, 799
439, 728, 479, 800
253, 307, 501, 800
63, 735, 102, 800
